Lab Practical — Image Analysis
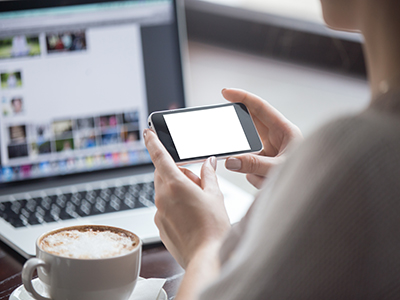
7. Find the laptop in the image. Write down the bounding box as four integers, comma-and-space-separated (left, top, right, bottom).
0, 0, 254, 258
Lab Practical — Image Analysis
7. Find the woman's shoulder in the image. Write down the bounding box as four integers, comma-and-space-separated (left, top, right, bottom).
313, 89, 400, 149
272, 106, 400, 198
303, 107, 400, 162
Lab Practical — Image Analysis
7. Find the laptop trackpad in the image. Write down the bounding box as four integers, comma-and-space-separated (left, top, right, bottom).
92, 210, 159, 243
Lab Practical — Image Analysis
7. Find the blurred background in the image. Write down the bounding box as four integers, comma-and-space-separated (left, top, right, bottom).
183, 0, 370, 193
207, 0, 323, 23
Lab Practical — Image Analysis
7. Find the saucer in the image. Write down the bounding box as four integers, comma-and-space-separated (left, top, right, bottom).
9, 277, 167, 300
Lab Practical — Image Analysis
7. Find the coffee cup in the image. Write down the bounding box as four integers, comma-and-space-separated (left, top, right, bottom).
22, 225, 142, 300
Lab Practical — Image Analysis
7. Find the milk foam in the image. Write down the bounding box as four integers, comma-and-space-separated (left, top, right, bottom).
40, 229, 137, 259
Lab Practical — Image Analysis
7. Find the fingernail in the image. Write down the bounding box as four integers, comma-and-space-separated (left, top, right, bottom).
143, 129, 148, 138
210, 156, 217, 171
226, 157, 241, 170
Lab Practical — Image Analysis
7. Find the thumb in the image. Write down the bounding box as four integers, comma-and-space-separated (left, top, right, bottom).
200, 157, 220, 194
225, 154, 281, 176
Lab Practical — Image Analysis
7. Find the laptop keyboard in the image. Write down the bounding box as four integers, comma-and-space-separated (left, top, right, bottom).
0, 181, 155, 228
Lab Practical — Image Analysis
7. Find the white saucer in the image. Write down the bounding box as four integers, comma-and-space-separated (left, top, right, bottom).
9, 277, 167, 300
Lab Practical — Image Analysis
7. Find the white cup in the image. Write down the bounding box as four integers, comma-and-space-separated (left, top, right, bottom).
22, 225, 142, 300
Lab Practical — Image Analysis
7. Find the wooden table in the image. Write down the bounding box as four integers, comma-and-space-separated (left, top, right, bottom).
0, 241, 183, 300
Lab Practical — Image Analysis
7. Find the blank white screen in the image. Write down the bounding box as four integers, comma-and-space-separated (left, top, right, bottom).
163, 105, 250, 160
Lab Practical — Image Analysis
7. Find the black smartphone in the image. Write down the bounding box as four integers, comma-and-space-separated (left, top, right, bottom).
148, 103, 262, 164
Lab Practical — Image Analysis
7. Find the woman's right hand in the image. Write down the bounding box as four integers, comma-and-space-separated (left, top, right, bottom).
223, 88, 303, 189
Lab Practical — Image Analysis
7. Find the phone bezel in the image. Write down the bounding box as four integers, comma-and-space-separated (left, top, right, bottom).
148, 103, 262, 164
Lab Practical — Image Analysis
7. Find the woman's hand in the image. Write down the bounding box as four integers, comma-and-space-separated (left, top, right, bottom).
223, 88, 303, 189
143, 129, 231, 269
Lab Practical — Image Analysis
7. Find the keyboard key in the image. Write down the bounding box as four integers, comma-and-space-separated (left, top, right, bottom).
20, 208, 30, 219
94, 199, 106, 214
8, 217, 25, 228
0, 201, 12, 219
108, 197, 122, 211
34, 212, 45, 224
59, 203, 77, 220
43, 211, 57, 223
28, 213, 42, 225
0, 202, 5, 212
11, 201, 23, 215
71, 193, 82, 206
100, 189, 111, 199
19, 215, 29, 227
115, 186, 127, 196
40, 197, 52, 210
86, 190, 97, 199
56, 196, 67, 208
78, 200, 91, 216
78, 191, 87, 202
26, 199, 38, 213
50, 204, 61, 221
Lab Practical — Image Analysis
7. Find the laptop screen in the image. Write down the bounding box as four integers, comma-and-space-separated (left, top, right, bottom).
0, 0, 185, 184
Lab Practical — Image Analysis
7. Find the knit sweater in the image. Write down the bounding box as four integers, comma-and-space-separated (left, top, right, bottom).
201, 90, 400, 299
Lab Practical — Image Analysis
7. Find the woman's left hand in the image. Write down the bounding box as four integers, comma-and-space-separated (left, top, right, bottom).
143, 129, 231, 269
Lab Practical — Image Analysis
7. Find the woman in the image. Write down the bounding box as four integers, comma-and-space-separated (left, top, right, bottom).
143, 0, 400, 299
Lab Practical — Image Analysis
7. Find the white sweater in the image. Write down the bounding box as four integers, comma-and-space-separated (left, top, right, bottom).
201, 90, 400, 299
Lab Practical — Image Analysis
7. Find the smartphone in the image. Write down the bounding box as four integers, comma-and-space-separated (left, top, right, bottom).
148, 103, 262, 164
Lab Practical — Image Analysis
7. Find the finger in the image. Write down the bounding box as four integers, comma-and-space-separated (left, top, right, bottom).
221, 88, 287, 128
153, 170, 166, 209
200, 157, 221, 195
246, 174, 265, 189
153, 168, 162, 187
179, 167, 201, 187
154, 210, 164, 232
222, 89, 302, 156
143, 129, 181, 177
225, 154, 281, 176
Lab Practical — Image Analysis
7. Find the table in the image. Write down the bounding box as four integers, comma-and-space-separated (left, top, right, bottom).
0, 241, 183, 300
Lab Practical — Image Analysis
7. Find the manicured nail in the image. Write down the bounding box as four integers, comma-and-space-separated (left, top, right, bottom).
210, 156, 217, 171
226, 157, 241, 170
143, 129, 148, 138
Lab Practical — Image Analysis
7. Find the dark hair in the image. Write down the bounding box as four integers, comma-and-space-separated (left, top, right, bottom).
11, 97, 22, 105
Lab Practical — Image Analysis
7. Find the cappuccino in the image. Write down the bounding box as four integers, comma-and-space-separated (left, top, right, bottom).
39, 226, 138, 259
